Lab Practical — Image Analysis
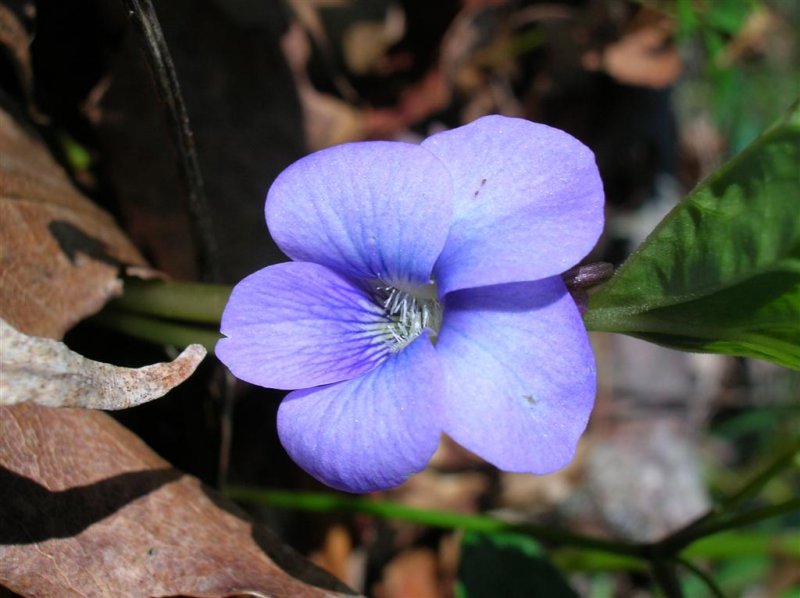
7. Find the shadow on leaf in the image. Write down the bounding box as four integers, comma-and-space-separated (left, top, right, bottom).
0, 466, 182, 544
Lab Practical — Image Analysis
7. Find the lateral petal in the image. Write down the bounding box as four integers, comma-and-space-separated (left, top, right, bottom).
436, 277, 595, 473
217, 262, 391, 390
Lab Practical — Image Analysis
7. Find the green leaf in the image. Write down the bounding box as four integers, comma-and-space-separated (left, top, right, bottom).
585, 101, 800, 370
455, 531, 578, 598
676, 0, 699, 38
704, 0, 753, 35
682, 530, 800, 560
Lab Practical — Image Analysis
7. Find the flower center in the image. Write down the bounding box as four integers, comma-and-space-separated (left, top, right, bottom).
373, 282, 442, 351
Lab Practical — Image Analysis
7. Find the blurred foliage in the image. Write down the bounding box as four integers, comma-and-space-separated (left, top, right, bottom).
673, 0, 800, 154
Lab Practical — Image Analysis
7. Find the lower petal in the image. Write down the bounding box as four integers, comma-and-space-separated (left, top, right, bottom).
277, 335, 444, 493
436, 277, 595, 473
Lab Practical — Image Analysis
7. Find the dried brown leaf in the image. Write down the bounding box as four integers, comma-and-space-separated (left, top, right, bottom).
0, 317, 206, 409
721, 7, 779, 66
298, 84, 367, 150
363, 69, 452, 139
310, 525, 354, 587
584, 23, 682, 89
0, 107, 156, 340
285, 1, 360, 103
282, 22, 366, 149
341, 6, 405, 75
0, 403, 356, 597
374, 548, 441, 598
0, 3, 45, 122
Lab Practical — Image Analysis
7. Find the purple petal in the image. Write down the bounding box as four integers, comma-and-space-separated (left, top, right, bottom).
436, 277, 595, 473
277, 335, 444, 492
266, 141, 453, 285
217, 262, 392, 390
422, 115, 604, 294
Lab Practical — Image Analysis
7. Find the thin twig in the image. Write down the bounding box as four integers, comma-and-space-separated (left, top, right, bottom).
217, 370, 237, 490
91, 308, 220, 351
676, 557, 727, 598
110, 279, 231, 323
657, 438, 800, 552
651, 559, 684, 598
121, 0, 220, 282
718, 437, 800, 513
694, 498, 800, 540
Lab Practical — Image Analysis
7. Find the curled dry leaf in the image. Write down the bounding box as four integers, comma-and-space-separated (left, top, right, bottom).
0, 107, 157, 340
0, 403, 355, 597
0, 318, 206, 409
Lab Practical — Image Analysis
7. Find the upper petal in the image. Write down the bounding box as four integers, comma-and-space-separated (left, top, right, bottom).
277, 335, 444, 493
435, 277, 596, 473
216, 262, 391, 390
422, 115, 604, 294
266, 141, 454, 285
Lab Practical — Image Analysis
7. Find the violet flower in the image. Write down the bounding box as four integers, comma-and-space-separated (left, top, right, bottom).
217, 115, 604, 493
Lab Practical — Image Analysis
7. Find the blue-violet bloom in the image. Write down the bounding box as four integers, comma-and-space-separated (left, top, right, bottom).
216, 115, 604, 493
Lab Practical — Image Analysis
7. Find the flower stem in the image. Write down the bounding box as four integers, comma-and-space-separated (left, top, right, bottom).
650, 559, 684, 598
717, 436, 800, 513
656, 437, 800, 552
675, 558, 727, 598
111, 279, 231, 323
90, 308, 221, 350
689, 498, 800, 540
225, 486, 643, 557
